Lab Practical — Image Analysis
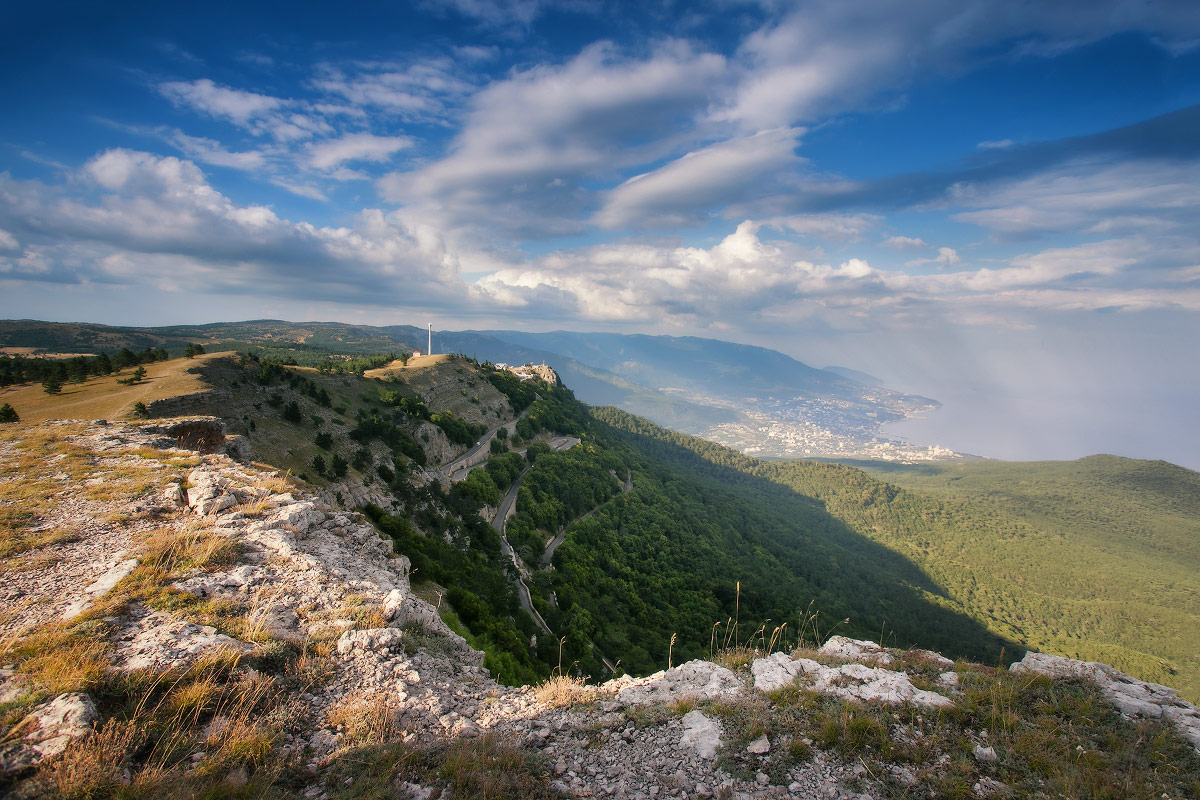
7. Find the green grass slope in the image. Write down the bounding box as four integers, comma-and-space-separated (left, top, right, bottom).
855, 456, 1200, 702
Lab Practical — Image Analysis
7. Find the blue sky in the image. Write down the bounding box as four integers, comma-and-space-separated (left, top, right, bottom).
2, 0, 1199, 466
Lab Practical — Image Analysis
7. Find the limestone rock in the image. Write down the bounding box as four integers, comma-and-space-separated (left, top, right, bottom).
616, 660, 742, 705
336, 627, 405, 657
62, 556, 139, 620
752, 652, 952, 708
819, 636, 896, 665
0, 693, 98, 773
973, 744, 998, 763
751, 651, 819, 692
679, 710, 723, 760
746, 734, 770, 755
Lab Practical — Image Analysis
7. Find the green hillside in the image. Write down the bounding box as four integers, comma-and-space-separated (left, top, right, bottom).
596, 413, 1200, 703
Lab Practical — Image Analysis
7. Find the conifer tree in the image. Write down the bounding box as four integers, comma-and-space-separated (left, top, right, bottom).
0, 403, 18, 423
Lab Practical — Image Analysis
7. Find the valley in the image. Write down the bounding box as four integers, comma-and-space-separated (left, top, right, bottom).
2, 334, 1199, 797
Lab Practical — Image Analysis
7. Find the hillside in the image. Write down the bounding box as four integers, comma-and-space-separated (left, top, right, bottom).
0, 319, 954, 460
1, 416, 1198, 799
593, 413, 1200, 704
5, 340, 1199, 708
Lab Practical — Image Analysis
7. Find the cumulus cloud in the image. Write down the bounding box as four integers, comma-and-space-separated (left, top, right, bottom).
308, 133, 413, 171
471, 220, 1200, 329
0, 151, 469, 306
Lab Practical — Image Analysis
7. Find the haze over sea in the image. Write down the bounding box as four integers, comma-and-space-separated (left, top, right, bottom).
2, 1, 1199, 468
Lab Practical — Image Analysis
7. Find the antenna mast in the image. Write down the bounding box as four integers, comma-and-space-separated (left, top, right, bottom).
427, 323, 432, 356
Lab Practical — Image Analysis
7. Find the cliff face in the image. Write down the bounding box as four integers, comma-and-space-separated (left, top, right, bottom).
1, 418, 1198, 800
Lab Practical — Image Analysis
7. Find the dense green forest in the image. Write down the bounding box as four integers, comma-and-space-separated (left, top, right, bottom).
593, 410, 1200, 702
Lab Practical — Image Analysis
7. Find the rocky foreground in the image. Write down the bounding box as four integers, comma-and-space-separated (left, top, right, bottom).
1, 419, 1198, 799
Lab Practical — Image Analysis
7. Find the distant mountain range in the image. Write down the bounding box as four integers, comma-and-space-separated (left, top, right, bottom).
0, 318, 953, 460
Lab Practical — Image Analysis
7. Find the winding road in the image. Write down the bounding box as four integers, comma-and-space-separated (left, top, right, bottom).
489, 435, 580, 636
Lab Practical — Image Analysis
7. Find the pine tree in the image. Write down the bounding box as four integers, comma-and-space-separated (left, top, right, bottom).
0, 403, 18, 423
42, 377, 63, 395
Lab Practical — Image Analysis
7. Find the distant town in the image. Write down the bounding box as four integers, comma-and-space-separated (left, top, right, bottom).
694, 394, 964, 462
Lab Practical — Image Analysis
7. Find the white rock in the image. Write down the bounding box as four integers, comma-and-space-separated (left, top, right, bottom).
973, 744, 998, 763
336, 627, 405, 657
746, 734, 770, 755
616, 660, 741, 705
14, 693, 99, 763
751, 652, 821, 692
680, 710, 722, 760
937, 671, 960, 688
819, 636, 896, 665
63, 557, 140, 620
1011, 651, 1200, 751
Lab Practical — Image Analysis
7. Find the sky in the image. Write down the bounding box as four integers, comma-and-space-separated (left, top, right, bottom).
1, 0, 1199, 467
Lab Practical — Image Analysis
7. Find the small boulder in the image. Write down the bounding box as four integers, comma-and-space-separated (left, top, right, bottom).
819, 636, 896, 665
616, 660, 741, 705
973, 744, 999, 763
679, 710, 722, 760
336, 627, 405, 657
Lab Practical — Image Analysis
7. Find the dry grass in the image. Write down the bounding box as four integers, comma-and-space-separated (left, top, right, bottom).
0, 352, 224, 424
534, 674, 596, 708
37, 718, 139, 798
327, 691, 401, 747
362, 353, 450, 379
140, 524, 239, 575
285, 638, 338, 690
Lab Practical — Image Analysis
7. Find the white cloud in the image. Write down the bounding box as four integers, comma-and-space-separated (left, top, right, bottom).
950, 158, 1200, 237
308, 133, 413, 171
978, 138, 1015, 149
769, 212, 880, 241
906, 246, 962, 268
158, 79, 331, 142
595, 128, 803, 229
881, 235, 927, 249
715, 1, 1200, 130
379, 41, 728, 234
0, 229, 18, 251
0, 151, 469, 305
269, 179, 328, 201
310, 59, 477, 123
166, 132, 269, 170
159, 79, 283, 126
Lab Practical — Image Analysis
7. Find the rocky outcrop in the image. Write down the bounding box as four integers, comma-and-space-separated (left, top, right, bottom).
751, 648, 954, 708
1012, 651, 1200, 750
614, 660, 742, 705
0, 693, 97, 773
